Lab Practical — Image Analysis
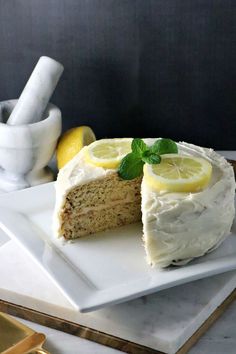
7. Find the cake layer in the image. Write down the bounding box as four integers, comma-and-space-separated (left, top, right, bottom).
59, 173, 141, 239
62, 173, 141, 211
61, 201, 141, 239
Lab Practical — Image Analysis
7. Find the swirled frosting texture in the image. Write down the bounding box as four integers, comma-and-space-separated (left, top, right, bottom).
141, 142, 235, 267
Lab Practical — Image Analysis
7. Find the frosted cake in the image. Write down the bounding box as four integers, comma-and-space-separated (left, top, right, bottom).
54, 138, 235, 267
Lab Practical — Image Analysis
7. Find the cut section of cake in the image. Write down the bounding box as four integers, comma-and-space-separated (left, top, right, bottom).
54, 139, 142, 239
54, 138, 235, 268
58, 173, 141, 239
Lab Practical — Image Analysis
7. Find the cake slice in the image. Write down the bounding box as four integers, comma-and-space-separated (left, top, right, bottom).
57, 172, 141, 239
54, 138, 235, 267
54, 139, 142, 239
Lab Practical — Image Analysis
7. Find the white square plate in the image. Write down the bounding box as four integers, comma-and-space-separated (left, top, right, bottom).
0, 182, 236, 313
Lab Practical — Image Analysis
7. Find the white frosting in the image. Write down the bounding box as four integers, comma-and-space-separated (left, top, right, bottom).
141, 142, 235, 267
54, 139, 235, 268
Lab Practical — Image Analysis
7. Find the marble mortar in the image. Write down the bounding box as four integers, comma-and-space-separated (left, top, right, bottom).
0, 99, 62, 192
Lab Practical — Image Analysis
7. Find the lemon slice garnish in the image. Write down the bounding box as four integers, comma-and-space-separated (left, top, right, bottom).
57, 126, 96, 169
144, 154, 212, 193
85, 138, 132, 169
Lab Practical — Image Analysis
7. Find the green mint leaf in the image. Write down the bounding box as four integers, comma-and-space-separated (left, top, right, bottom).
142, 153, 161, 164
118, 137, 177, 180
118, 153, 144, 180
151, 138, 178, 155
131, 138, 148, 157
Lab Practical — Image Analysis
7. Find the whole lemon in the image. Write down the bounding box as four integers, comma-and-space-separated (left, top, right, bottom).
56, 126, 96, 169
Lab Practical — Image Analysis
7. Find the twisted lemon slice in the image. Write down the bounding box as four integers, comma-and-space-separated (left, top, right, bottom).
84, 138, 132, 169
144, 154, 212, 193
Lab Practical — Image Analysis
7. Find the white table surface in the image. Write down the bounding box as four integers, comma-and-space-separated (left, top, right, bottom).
6, 151, 236, 353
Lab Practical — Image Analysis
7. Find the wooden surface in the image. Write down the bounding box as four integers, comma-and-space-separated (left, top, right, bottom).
0, 289, 235, 354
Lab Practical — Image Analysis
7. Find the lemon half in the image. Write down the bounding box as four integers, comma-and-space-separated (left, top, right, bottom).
57, 126, 96, 169
144, 154, 212, 193
84, 138, 132, 169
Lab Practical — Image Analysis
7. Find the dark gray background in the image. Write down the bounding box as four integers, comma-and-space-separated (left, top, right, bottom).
0, 0, 235, 149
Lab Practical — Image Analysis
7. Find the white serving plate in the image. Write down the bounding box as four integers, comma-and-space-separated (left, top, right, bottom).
0, 182, 236, 313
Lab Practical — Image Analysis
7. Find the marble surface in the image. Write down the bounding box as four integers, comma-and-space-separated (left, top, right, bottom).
0, 151, 235, 354
0, 100, 61, 192
14, 301, 236, 354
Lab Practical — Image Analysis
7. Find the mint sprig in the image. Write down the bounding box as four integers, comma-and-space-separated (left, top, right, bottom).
118, 153, 144, 180
118, 138, 178, 180
131, 138, 148, 157
151, 138, 178, 155
142, 150, 161, 164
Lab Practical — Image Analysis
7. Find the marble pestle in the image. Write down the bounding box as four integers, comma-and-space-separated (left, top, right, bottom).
7, 56, 64, 125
